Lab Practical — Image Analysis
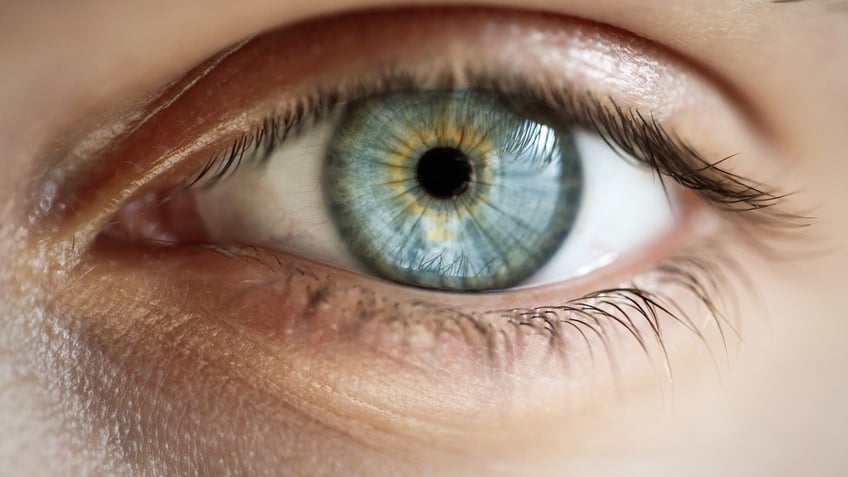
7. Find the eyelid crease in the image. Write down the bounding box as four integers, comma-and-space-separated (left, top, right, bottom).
40, 9, 691, 243
83, 8, 810, 303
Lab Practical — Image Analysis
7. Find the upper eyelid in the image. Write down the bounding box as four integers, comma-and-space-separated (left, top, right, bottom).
175, 87, 804, 286
94, 10, 806, 284
34, 7, 788, 255
9, 2, 814, 214
187, 76, 773, 213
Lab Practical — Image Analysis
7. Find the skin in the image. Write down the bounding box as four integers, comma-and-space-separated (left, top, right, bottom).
1, 1, 847, 476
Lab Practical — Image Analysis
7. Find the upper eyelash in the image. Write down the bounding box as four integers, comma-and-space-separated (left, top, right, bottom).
180, 66, 801, 236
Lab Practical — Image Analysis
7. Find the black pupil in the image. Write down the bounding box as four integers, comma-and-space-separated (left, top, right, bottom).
416, 147, 473, 199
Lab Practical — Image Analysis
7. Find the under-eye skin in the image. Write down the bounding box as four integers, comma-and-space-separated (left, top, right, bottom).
55, 8, 805, 394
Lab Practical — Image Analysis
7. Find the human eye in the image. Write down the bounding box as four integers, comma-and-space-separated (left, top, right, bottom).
161, 87, 680, 292
45, 6, 803, 471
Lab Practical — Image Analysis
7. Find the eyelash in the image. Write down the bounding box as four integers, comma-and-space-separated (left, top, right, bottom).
185, 67, 782, 216
200, 240, 741, 374
122, 65, 804, 370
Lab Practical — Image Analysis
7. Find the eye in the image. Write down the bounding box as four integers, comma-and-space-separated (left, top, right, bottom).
185, 89, 674, 291
67, 7, 797, 404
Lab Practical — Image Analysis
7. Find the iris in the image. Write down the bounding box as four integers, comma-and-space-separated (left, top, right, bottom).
324, 90, 582, 291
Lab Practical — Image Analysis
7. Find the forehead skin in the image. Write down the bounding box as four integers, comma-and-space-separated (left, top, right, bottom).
0, 1, 846, 476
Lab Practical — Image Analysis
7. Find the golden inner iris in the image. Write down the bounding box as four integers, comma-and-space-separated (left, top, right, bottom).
384, 117, 496, 243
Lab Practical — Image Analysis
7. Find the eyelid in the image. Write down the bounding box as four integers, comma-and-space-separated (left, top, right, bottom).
46, 8, 726, 242
89, 8, 801, 299
48, 7, 804, 307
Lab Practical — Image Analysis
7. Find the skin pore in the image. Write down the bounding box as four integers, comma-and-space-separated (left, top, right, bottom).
1, 1, 847, 476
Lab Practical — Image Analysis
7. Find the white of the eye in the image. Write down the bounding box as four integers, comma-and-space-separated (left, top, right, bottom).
195, 117, 361, 270
521, 131, 675, 287
194, 124, 677, 288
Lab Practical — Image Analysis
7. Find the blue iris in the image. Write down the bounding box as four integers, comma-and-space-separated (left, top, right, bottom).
324, 90, 582, 291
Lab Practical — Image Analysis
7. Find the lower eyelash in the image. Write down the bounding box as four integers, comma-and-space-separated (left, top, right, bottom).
433, 246, 744, 376
199, 240, 745, 378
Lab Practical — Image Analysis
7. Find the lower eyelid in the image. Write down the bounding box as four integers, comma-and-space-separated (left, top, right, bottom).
70, 204, 738, 451
92, 185, 708, 364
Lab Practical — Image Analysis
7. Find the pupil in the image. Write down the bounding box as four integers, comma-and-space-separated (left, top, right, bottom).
415, 147, 474, 199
